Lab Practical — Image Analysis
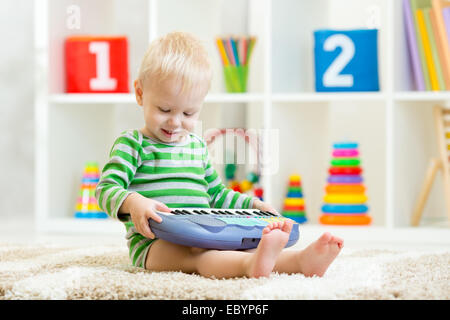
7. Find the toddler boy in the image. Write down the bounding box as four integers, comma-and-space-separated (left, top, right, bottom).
96, 32, 343, 278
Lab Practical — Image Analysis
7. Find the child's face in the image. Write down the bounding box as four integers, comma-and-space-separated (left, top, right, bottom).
134, 77, 207, 143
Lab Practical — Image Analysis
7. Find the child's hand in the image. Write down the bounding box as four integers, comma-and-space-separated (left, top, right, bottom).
252, 198, 280, 216
126, 193, 171, 239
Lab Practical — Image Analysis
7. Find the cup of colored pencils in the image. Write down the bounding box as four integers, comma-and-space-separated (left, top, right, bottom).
215, 35, 257, 93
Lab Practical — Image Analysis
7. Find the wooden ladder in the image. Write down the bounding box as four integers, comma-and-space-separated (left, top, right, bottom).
411, 105, 450, 226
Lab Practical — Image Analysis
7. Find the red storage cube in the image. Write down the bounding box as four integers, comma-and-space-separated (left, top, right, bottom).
65, 35, 129, 93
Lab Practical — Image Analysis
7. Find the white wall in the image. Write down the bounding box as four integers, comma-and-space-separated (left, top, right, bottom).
0, 0, 251, 219
0, 1, 34, 219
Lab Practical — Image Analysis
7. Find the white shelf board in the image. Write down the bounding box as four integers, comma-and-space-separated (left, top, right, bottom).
49, 93, 266, 104
394, 91, 450, 102
272, 92, 387, 103
49, 93, 136, 104
205, 93, 265, 103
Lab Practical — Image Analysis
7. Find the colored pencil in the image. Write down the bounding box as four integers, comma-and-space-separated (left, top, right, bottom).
241, 36, 248, 65
215, 35, 257, 67
215, 37, 229, 66
225, 38, 236, 66
246, 37, 256, 65
230, 37, 240, 66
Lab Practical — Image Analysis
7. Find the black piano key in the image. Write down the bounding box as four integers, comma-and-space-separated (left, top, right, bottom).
181, 209, 192, 215
192, 210, 202, 215
200, 210, 209, 215
172, 210, 182, 215
264, 211, 277, 216
224, 210, 234, 215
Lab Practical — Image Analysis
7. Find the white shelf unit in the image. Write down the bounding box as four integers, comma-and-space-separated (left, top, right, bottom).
34, 0, 450, 241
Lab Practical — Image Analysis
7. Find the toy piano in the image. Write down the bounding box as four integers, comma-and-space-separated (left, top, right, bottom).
145, 208, 300, 250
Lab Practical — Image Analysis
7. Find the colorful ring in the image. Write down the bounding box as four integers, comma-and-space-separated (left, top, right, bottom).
74, 212, 108, 219
333, 142, 358, 149
320, 214, 371, 225
282, 211, 306, 217
81, 177, 100, 183
329, 167, 362, 175
323, 194, 368, 204
321, 212, 366, 216
282, 205, 305, 211
284, 198, 305, 206
287, 191, 303, 198
327, 175, 363, 184
325, 184, 366, 194
322, 204, 368, 213
332, 149, 359, 157
331, 158, 361, 166
284, 216, 307, 223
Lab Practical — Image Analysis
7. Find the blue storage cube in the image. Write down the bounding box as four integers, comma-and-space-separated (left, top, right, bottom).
314, 29, 379, 92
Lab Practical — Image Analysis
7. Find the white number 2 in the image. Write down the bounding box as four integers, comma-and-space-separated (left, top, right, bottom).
322, 34, 355, 87
89, 41, 118, 91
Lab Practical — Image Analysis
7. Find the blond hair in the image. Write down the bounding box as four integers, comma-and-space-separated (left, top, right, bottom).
137, 31, 212, 94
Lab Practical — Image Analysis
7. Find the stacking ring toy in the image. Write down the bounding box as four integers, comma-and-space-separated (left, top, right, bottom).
320, 215, 371, 225
325, 184, 366, 193
331, 158, 361, 166
327, 175, 363, 184
321, 204, 368, 213
323, 194, 368, 204
329, 167, 362, 175
333, 142, 358, 149
332, 149, 359, 157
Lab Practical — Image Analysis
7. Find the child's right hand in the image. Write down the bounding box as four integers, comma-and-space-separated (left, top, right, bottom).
126, 193, 171, 239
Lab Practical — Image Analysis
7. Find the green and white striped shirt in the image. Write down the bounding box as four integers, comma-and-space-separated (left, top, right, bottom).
96, 130, 255, 224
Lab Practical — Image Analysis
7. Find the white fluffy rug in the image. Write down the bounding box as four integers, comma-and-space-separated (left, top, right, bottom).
0, 243, 449, 300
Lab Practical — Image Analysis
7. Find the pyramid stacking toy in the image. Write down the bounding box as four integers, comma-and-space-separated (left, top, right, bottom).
281, 174, 307, 223
74, 161, 108, 219
319, 142, 371, 225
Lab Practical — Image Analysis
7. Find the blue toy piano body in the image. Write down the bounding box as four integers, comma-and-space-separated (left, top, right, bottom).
148, 209, 300, 250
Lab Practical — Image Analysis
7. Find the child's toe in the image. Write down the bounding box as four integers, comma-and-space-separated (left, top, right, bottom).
281, 219, 293, 233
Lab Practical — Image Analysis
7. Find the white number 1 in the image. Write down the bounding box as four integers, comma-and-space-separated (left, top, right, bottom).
89, 41, 117, 91
322, 34, 355, 87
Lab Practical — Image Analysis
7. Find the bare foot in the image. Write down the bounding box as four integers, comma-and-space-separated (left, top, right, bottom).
297, 232, 343, 277
247, 220, 293, 278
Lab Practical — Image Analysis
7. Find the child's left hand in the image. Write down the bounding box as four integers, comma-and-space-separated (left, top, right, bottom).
252, 198, 280, 216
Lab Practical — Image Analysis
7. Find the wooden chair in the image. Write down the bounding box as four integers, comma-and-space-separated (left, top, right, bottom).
411, 105, 450, 226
